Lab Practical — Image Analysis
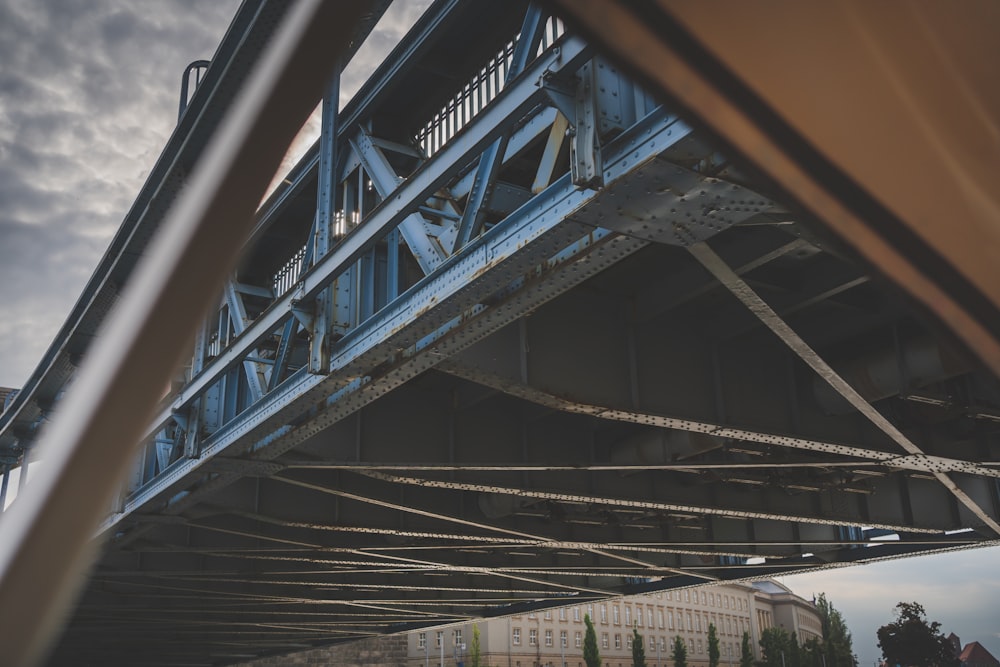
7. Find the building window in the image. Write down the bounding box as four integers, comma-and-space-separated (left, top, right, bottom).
668, 611, 674, 630
615, 634, 622, 650
697, 640, 703, 655
658, 609, 664, 628
530, 629, 537, 646
717, 594, 722, 607
545, 610, 552, 620
419, 633, 427, 649
560, 608, 566, 621
666, 591, 672, 601
726, 618, 732, 635
601, 605, 608, 624
602, 634, 609, 649
636, 608, 643, 627
437, 631, 444, 648
574, 607, 581, 622
575, 632, 582, 648
685, 591, 691, 603
546, 630, 553, 647
561, 631, 568, 648
588, 605, 594, 620
724, 597, 729, 609
625, 607, 631, 627
454, 630, 462, 647
710, 595, 715, 608
513, 628, 521, 645
626, 634, 633, 650
701, 592, 707, 605
613, 606, 620, 625
529, 612, 536, 619
695, 615, 701, 632
687, 613, 693, 631
649, 637, 656, 650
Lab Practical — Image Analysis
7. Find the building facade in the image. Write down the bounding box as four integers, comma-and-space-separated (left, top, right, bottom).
407, 581, 822, 667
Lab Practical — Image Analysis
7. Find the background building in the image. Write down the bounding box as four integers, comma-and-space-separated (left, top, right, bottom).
407, 581, 822, 667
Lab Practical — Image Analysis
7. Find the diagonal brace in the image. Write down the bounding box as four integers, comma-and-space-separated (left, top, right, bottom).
453, 4, 547, 252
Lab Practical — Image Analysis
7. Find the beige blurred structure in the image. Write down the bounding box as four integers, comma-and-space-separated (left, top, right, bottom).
551, 0, 1000, 378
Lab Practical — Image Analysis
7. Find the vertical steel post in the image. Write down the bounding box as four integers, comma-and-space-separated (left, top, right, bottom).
310, 67, 341, 373
386, 227, 400, 302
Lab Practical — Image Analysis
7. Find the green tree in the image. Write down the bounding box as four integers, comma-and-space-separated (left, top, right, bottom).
759, 627, 790, 667
671, 637, 687, 667
633, 628, 647, 667
801, 639, 824, 667
740, 632, 755, 667
707, 624, 720, 667
584, 614, 601, 667
815, 593, 857, 667
470, 623, 482, 667
788, 633, 801, 667
876, 602, 959, 667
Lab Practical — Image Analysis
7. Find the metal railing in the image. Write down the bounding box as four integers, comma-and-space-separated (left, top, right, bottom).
415, 16, 564, 157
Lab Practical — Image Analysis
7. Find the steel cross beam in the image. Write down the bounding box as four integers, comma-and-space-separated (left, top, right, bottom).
139, 35, 592, 445
687, 242, 1000, 535
109, 104, 689, 531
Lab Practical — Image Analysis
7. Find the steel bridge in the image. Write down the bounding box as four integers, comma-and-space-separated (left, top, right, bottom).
1, 1, 999, 665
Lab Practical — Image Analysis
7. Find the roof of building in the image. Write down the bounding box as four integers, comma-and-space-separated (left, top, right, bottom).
751, 580, 794, 596
960, 642, 1000, 666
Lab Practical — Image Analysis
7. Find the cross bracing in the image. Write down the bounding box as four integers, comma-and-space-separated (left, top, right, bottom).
0, 1, 998, 665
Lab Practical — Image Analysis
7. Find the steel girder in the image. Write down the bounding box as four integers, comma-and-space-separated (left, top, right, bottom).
3, 1, 999, 665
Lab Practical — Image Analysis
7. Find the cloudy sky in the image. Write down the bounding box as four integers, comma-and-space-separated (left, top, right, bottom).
0, 0, 997, 664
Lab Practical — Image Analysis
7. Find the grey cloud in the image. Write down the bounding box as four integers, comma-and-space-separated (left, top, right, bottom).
0, 0, 240, 387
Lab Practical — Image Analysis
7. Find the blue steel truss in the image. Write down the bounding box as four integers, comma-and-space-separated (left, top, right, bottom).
1, 1, 999, 665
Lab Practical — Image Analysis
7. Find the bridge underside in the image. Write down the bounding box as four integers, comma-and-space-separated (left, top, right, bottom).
1, 1, 996, 665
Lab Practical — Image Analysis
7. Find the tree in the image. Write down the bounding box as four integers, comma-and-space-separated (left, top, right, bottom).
876, 602, 959, 667
470, 623, 482, 667
759, 627, 790, 667
815, 594, 857, 667
633, 628, 647, 667
801, 639, 824, 667
584, 614, 601, 667
740, 632, 755, 667
788, 633, 801, 667
672, 636, 687, 667
707, 624, 720, 667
